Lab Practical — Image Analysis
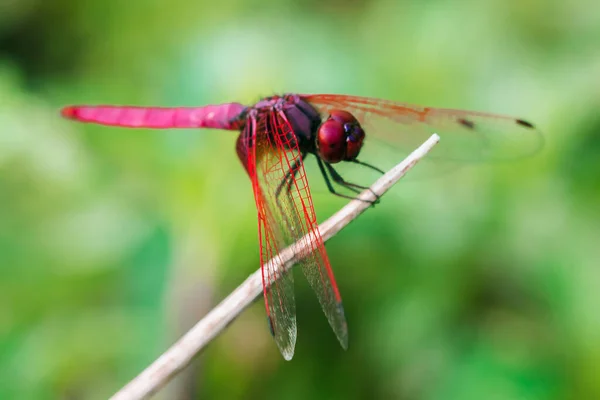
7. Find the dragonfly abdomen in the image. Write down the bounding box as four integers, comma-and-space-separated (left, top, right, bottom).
61, 103, 245, 130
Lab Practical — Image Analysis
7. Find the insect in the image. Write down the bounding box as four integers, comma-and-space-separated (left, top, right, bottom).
61, 93, 542, 359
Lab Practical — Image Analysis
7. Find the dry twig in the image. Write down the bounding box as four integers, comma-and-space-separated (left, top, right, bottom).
111, 134, 440, 400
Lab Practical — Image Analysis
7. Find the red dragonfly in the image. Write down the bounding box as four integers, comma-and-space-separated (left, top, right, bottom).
61, 94, 542, 360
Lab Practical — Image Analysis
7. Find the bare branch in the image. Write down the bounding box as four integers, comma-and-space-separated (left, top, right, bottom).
110, 134, 440, 400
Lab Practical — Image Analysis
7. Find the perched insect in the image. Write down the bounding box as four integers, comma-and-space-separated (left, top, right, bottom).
61, 93, 542, 359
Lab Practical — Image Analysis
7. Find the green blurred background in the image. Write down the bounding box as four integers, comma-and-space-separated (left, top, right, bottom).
1, 0, 599, 399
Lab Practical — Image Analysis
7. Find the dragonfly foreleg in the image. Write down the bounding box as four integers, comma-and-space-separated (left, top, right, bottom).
351, 159, 385, 175
324, 162, 380, 205
315, 158, 378, 204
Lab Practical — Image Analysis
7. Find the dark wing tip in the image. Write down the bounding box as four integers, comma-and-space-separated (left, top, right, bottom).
516, 119, 535, 129
457, 118, 476, 129
267, 315, 275, 337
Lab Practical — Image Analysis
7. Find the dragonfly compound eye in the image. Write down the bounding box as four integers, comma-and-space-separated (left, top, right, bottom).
317, 119, 347, 163
316, 110, 365, 163
343, 121, 365, 160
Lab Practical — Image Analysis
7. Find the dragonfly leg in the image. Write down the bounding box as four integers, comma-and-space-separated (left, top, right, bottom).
325, 163, 369, 192
315, 158, 377, 204
351, 159, 385, 175
324, 162, 380, 205
275, 152, 306, 200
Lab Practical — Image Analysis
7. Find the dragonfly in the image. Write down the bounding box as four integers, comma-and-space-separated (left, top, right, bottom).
60, 94, 542, 360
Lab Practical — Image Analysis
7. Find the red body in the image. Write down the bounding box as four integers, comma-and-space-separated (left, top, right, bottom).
61, 103, 245, 130
60, 93, 542, 360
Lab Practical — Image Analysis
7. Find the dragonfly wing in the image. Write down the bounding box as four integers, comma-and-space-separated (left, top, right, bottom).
243, 108, 348, 358
303, 94, 543, 163
258, 199, 297, 360
241, 118, 297, 360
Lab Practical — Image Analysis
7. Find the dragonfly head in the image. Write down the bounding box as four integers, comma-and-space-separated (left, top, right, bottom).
316, 110, 365, 163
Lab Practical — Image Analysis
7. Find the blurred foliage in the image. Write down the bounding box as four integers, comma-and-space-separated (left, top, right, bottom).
1, 0, 599, 399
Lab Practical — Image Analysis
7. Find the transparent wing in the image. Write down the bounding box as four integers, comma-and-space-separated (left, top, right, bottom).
241, 117, 297, 360
244, 108, 348, 359
303, 94, 544, 164
257, 195, 297, 360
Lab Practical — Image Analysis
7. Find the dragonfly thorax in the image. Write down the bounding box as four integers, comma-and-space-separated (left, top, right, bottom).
247, 95, 366, 164
243, 95, 322, 153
